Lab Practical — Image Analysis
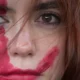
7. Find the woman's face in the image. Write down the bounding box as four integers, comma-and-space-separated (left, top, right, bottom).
0, 0, 66, 80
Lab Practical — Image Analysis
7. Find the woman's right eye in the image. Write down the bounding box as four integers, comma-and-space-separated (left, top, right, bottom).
35, 12, 61, 26
0, 16, 9, 25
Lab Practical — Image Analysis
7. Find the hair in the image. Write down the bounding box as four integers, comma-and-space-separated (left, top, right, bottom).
60, 0, 80, 80
30, 0, 80, 80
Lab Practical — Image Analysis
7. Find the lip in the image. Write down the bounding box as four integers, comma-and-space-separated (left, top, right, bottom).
0, 69, 41, 80
0, 69, 41, 76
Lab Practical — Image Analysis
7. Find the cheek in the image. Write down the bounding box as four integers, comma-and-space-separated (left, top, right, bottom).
0, 27, 7, 53
0, 0, 7, 56
0, 0, 7, 51
0, 0, 12, 71
0, 27, 9, 64
0, 0, 9, 54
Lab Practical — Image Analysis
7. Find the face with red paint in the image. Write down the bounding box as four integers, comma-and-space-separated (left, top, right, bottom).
0, 0, 66, 80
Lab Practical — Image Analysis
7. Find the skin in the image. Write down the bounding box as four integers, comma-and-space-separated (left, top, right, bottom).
0, 0, 67, 80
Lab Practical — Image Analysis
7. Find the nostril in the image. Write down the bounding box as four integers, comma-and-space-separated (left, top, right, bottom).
28, 53, 33, 56
10, 42, 35, 57
13, 53, 18, 56
13, 52, 33, 57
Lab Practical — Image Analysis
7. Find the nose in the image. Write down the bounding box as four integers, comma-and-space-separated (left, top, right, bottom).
9, 30, 35, 57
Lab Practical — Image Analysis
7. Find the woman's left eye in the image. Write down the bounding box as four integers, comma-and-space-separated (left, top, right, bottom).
0, 16, 9, 24
35, 13, 61, 25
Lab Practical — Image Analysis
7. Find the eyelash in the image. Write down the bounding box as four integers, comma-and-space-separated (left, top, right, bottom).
35, 11, 61, 26
0, 16, 9, 25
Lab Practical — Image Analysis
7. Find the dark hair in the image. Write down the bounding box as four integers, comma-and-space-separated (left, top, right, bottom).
62, 0, 80, 80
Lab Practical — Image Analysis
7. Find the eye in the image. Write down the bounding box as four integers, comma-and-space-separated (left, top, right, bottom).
36, 12, 61, 25
0, 16, 9, 25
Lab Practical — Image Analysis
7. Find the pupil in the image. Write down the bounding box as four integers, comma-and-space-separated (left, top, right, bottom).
42, 14, 52, 23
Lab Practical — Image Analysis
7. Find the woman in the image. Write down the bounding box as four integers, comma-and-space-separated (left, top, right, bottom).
0, 0, 80, 80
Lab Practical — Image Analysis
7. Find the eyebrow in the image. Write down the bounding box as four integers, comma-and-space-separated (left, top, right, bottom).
0, 5, 14, 12
35, 1, 59, 10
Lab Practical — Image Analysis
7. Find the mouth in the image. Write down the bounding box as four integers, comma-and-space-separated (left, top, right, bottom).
0, 69, 41, 80
0, 47, 59, 80
0, 69, 41, 76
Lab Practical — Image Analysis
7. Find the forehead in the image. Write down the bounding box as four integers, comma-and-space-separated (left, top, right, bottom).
7, 0, 55, 5
7, 0, 31, 7
6, 0, 56, 11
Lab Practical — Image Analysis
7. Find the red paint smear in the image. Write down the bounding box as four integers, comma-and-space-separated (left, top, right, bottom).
0, 27, 5, 34
0, 0, 7, 5
37, 47, 59, 73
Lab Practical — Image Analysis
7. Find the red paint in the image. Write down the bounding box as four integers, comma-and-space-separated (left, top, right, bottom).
37, 47, 59, 73
0, 0, 7, 5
